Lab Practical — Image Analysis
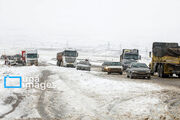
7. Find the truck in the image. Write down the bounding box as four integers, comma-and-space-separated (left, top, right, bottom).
5, 55, 16, 66
24, 49, 39, 66
120, 49, 141, 70
57, 49, 78, 67
14, 54, 25, 66
149, 42, 180, 78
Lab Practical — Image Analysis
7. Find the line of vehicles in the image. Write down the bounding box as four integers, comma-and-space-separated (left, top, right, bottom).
1, 42, 180, 79
1, 49, 39, 66
57, 42, 180, 79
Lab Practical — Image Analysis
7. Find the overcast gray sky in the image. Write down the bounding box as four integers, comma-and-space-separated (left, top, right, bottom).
0, 0, 180, 49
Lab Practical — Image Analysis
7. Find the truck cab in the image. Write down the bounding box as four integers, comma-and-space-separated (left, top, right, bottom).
120, 49, 141, 70
62, 49, 78, 67
25, 49, 39, 66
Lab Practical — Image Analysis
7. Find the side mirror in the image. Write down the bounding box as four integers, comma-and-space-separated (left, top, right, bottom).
149, 52, 152, 58
138, 55, 141, 60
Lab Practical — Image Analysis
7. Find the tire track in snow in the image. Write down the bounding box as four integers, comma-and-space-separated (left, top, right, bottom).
37, 70, 53, 120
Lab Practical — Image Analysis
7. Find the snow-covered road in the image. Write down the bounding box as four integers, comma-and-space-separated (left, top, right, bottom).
0, 48, 180, 120
0, 63, 180, 120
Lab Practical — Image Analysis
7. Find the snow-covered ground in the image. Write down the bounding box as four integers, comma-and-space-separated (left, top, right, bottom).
0, 49, 179, 120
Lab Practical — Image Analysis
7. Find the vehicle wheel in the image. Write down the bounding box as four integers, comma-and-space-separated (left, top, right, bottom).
147, 76, 151, 79
150, 71, 154, 76
158, 65, 165, 78
178, 74, 180, 78
119, 72, 122, 75
158, 65, 161, 77
108, 72, 111, 75
130, 74, 133, 79
169, 74, 173, 77
57, 61, 60, 66
127, 73, 129, 78
160, 65, 169, 78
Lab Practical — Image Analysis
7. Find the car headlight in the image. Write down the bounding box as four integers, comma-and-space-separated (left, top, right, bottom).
132, 71, 137, 73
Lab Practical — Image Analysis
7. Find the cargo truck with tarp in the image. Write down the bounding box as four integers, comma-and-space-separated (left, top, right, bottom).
57, 49, 78, 67
149, 42, 180, 78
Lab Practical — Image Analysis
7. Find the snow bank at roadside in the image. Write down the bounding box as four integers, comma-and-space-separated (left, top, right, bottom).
0, 66, 41, 119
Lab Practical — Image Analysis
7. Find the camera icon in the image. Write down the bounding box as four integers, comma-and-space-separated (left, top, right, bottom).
4, 75, 22, 88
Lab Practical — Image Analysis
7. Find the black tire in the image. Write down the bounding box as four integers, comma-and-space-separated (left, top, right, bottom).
158, 65, 161, 77
169, 74, 173, 77
147, 76, 151, 79
159, 65, 168, 78
130, 74, 133, 79
57, 61, 60, 66
178, 74, 180, 78
150, 72, 154, 76
108, 72, 111, 75
127, 73, 129, 78
119, 72, 123, 75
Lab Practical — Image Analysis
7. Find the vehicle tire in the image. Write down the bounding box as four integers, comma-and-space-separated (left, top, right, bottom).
57, 61, 60, 66
108, 72, 111, 75
147, 76, 151, 79
169, 74, 173, 77
178, 74, 180, 78
130, 74, 133, 79
150, 72, 154, 76
119, 72, 123, 75
159, 65, 168, 78
158, 65, 161, 77
127, 73, 129, 78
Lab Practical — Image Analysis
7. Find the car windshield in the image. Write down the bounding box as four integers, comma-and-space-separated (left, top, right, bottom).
79, 61, 90, 65
131, 63, 148, 68
64, 51, 77, 57
110, 62, 121, 66
103, 62, 111, 66
27, 54, 38, 58
124, 54, 138, 60
7, 56, 14, 60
